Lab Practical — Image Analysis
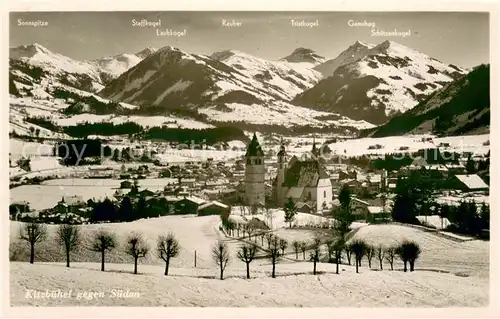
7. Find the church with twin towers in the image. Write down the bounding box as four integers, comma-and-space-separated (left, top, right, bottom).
244, 134, 333, 213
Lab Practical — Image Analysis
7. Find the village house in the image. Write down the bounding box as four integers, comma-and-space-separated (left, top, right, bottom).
120, 180, 133, 189
174, 196, 206, 214
197, 201, 230, 218
447, 174, 489, 192
9, 201, 31, 220
350, 197, 389, 221
351, 198, 370, 219
445, 163, 467, 174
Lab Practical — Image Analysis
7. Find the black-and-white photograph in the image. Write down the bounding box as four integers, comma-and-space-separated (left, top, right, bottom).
8, 9, 491, 308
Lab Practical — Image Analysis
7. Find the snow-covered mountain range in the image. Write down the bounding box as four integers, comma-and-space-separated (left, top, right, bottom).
92, 47, 158, 80
9, 44, 157, 92
363, 64, 489, 137
280, 47, 326, 65
9, 40, 471, 136
294, 40, 467, 124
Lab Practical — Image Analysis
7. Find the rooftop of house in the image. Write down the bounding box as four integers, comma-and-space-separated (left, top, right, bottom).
59, 195, 84, 205
283, 159, 329, 188
177, 196, 206, 205
198, 200, 229, 210
455, 174, 489, 190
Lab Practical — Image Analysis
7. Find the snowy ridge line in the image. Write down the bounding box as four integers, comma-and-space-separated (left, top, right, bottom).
391, 222, 475, 243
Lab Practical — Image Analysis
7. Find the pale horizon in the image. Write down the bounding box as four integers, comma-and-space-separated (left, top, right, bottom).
10, 11, 489, 68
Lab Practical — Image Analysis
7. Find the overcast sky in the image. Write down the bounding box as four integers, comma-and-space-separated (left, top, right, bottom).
10, 11, 489, 68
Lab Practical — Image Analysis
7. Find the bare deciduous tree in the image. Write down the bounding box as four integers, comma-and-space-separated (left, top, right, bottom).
265, 233, 274, 249
20, 222, 47, 264
366, 245, 375, 268
125, 232, 149, 274
260, 232, 266, 246
157, 233, 180, 276
376, 245, 385, 270
385, 247, 397, 270
278, 238, 288, 256
350, 239, 368, 273
264, 207, 275, 229
237, 243, 257, 279
397, 240, 421, 272
292, 240, 300, 259
326, 239, 335, 262
212, 240, 230, 280
57, 224, 80, 267
90, 230, 117, 271
268, 237, 281, 278
345, 243, 353, 265
247, 225, 255, 241
333, 238, 345, 274
309, 238, 322, 275
300, 241, 307, 260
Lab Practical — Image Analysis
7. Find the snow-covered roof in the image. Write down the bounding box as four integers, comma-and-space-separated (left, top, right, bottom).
286, 187, 305, 199
367, 206, 384, 214
178, 196, 206, 205
445, 163, 465, 169
198, 200, 229, 210
352, 198, 370, 206
455, 174, 489, 190
163, 196, 181, 202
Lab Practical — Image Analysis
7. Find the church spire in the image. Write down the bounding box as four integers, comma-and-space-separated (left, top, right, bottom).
277, 137, 286, 157
245, 133, 264, 157
311, 136, 319, 156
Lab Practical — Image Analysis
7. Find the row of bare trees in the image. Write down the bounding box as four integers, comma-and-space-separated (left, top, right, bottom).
341, 239, 421, 273
18, 222, 179, 275
19, 222, 422, 279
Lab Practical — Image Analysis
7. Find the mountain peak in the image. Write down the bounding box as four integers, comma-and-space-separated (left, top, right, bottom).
135, 46, 157, 58
347, 40, 375, 51
281, 47, 325, 64
10, 43, 54, 59
369, 40, 424, 58
377, 40, 401, 50
157, 45, 182, 54
210, 50, 240, 61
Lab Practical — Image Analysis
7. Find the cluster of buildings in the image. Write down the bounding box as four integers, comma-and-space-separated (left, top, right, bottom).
239, 134, 490, 222
10, 133, 489, 227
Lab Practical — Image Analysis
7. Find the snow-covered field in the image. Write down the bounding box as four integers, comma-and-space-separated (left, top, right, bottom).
153, 148, 242, 163
198, 101, 374, 129
350, 224, 489, 278
320, 134, 490, 157
10, 139, 56, 159
229, 206, 334, 230
10, 178, 178, 210
54, 114, 214, 130
10, 261, 488, 307
9, 215, 489, 307
416, 215, 451, 229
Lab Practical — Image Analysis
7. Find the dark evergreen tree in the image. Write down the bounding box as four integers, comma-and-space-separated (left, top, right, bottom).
283, 197, 297, 228
118, 196, 134, 221
465, 155, 476, 174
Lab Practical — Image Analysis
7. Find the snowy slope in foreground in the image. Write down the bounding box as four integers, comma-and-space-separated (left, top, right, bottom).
350, 224, 489, 278
10, 214, 488, 279
10, 261, 488, 307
